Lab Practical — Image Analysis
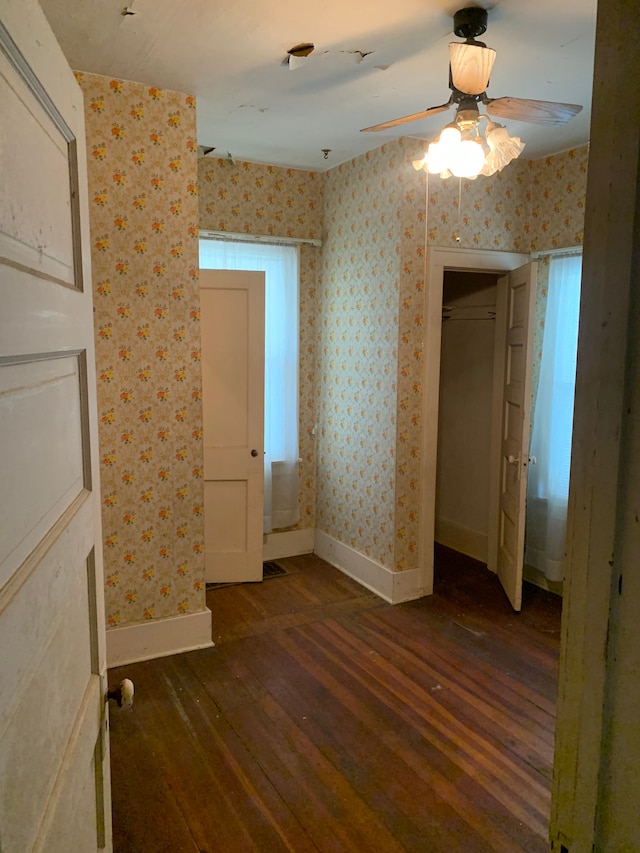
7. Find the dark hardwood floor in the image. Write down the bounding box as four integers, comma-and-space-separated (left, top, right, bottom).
108, 546, 562, 852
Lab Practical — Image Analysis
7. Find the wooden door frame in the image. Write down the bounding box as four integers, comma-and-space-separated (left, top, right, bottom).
417, 246, 530, 597
550, 0, 640, 846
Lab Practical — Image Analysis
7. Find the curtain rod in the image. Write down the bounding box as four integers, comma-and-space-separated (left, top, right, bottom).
200, 229, 321, 248
530, 245, 582, 260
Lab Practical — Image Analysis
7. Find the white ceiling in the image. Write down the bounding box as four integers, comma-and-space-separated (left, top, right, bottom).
40, 0, 597, 171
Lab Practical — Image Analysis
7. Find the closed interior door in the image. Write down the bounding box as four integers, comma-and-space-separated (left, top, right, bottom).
0, 3, 111, 850
494, 262, 537, 610
199, 269, 265, 583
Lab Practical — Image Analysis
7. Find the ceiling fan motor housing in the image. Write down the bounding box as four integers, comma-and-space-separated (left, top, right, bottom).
453, 7, 488, 40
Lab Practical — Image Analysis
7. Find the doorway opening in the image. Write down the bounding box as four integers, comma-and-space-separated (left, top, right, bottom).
199, 237, 300, 537
419, 247, 530, 602
435, 270, 500, 577
428, 252, 581, 610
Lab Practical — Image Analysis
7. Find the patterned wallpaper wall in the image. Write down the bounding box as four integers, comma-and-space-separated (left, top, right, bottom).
196, 140, 588, 575
319, 144, 404, 565
198, 158, 324, 528
77, 72, 206, 629
420, 145, 588, 254
198, 158, 322, 240
320, 140, 588, 572
526, 148, 588, 252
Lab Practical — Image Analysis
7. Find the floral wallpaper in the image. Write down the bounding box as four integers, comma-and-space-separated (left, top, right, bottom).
196, 139, 587, 577
77, 71, 205, 629
526, 147, 589, 252
198, 158, 322, 240
319, 139, 430, 570
420, 145, 588, 254
319, 139, 588, 572
198, 159, 324, 529
318, 144, 404, 565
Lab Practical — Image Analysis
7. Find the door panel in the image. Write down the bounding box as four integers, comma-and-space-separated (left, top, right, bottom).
0, 3, 110, 850
495, 262, 537, 610
0, 26, 83, 288
0, 355, 86, 585
200, 269, 265, 583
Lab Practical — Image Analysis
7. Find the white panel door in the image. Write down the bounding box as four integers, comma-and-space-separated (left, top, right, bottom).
0, 2, 111, 851
495, 263, 537, 611
200, 269, 265, 583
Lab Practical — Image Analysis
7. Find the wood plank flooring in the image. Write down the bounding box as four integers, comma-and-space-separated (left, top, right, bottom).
107, 546, 561, 852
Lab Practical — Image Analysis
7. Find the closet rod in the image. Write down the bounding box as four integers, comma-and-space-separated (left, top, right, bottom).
442, 316, 496, 321
442, 305, 496, 321
442, 304, 496, 310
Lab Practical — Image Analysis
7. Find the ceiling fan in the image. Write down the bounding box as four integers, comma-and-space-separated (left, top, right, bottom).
361, 6, 583, 134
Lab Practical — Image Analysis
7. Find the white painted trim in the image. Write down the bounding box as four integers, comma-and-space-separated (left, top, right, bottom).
487, 274, 508, 573
390, 565, 425, 604
106, 608, 213, 667
435, 518, 488, 564
530, 245, 582, 259
419, 247, 530, 602
200, 229, 321, 248
523, 563, 563, 596
314, 529, 423, 604
263, 527, 314, 561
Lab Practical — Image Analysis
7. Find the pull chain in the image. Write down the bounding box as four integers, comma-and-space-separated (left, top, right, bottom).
425, 170, 429, 250
455, 177, 462, 243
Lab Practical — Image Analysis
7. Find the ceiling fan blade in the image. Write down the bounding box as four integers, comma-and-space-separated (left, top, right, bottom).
449, 42, 496, 95
485, 96, 583, 126
361, 102, 451, 132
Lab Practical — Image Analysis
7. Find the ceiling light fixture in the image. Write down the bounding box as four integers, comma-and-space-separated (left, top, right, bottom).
412, 105, 525, 180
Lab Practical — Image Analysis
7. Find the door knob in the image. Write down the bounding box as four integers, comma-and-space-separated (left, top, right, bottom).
507, 454, 520, 465
251, 449, 259, 457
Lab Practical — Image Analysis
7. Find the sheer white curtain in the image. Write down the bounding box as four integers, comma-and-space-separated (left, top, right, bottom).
199, 238, 299, 533
525, 254, 582, 581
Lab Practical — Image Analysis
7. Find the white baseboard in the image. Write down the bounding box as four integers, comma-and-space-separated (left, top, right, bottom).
314, 529, 425, 604
107, 607, 213, 667
523, 563, 564, 596
263, 527, 314, 561
435, 518, 488, 563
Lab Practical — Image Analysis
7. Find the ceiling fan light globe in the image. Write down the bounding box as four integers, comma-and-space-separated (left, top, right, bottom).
480, 157, 500, 177
481, 139, 525, 176
439, 125, 462, 149
484, 123, 526, 173
485, 123, 508, 148
425, 141, 449, 174
449, 138, 485, 178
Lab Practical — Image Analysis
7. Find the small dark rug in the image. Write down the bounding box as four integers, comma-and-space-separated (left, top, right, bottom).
206, 560, 292, 590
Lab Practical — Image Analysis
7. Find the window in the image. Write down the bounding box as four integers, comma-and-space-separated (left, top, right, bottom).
199, 238, 299, 533
525, 254, 582, 581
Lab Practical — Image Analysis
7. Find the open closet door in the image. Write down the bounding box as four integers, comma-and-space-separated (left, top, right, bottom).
494, 262, 537, 610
